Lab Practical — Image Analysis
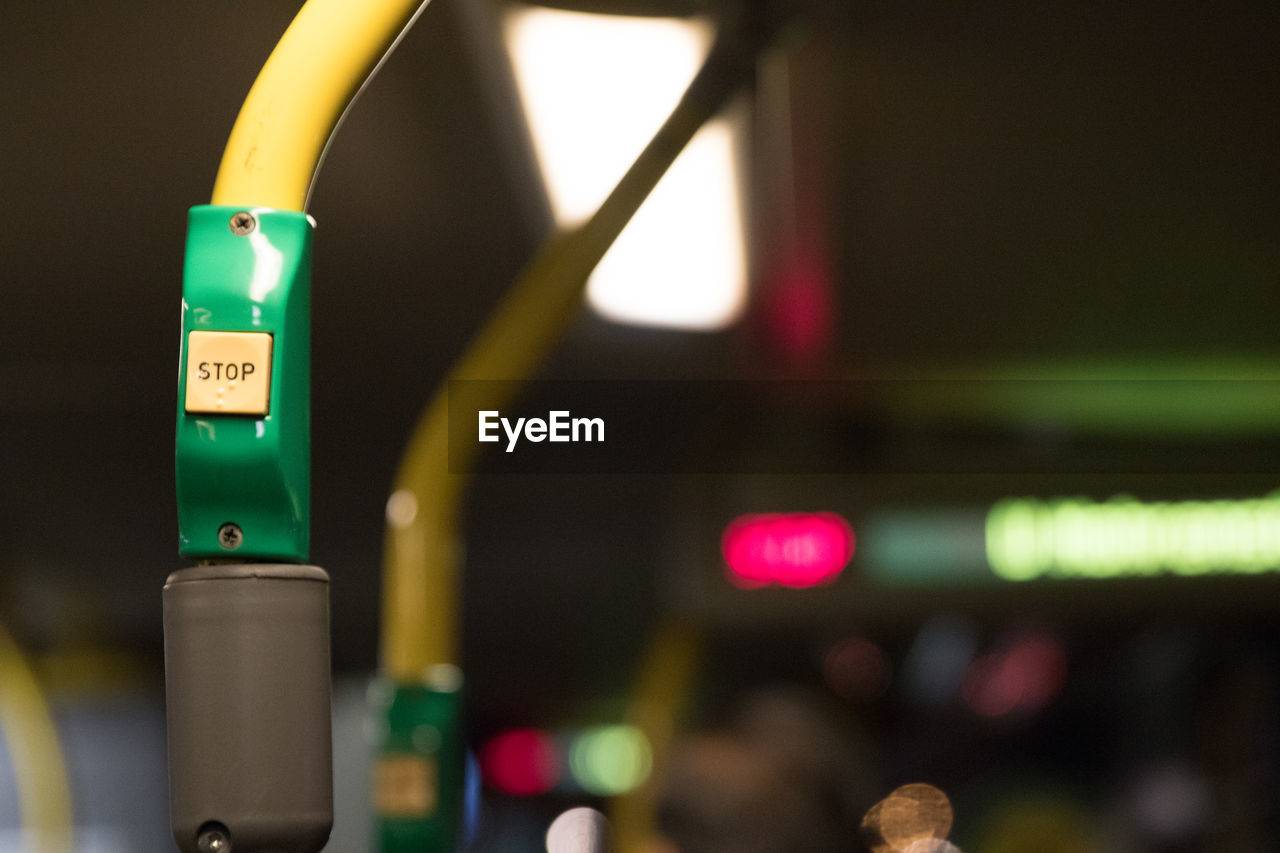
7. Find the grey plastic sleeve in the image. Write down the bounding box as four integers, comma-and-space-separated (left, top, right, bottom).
164, 564, 333, 852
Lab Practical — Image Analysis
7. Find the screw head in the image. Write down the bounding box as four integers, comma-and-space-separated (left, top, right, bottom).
229, 211, 256, 236
217, 523, 244, 550
197, 825, 231, 852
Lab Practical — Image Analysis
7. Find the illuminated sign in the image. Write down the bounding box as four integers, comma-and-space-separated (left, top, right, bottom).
986, 493, 1280, 581
722, 512, 855, 588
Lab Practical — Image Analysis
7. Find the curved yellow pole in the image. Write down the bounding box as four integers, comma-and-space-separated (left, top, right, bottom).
0, 625, 73, 851
211, 0, 431, 210
611, 621, 702, 851
380, 22, 767, 680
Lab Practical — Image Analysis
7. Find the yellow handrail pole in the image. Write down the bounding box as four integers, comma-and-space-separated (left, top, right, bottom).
381, 20, 768, 679
183, 1, 428, 845
611, 620, 702, 851
0, 624, 73, 852
211, 0, 431, 210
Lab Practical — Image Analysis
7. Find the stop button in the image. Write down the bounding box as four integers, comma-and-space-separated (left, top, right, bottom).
184, 330, 274, 415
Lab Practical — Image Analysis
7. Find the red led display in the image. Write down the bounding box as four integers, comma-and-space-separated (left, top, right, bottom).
721, 512, 855, 589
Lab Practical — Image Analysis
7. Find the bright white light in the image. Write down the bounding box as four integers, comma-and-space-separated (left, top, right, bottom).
505, 6, 746, 330
588, 121, 745, 329
546, 806, 609, 853
902, 841, 962, 853
505, 8, 713, 225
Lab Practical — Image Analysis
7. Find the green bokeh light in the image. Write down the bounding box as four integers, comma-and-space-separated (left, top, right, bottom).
568, 725, 652, 796
986, 493, 1280, 581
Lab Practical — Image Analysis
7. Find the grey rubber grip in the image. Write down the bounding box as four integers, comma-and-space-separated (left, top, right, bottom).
164, 564, 333, 852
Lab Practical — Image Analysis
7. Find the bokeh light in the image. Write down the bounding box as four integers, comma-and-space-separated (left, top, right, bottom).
962, 634, 1068, 719
1129, 761, 1211, 842
861, 783, 954, 853
764, 254, 834, 366
822, 636, 891, 703
976, 795, 1096, 853
903, 616, 979, 706
902, 841, 961, 853
569, 725, 652, 796
722, 512, 855, 589
479, 728, 561, 796
986, 493, 1280, 581
546, 806, 610, 853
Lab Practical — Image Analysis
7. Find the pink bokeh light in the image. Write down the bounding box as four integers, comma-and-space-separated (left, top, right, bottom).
722, 512, 855, 589
479, 728, 561, 796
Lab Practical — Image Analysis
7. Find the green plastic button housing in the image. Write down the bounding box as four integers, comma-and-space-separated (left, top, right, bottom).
371, 678, 465, 853
176, 205, 313, 562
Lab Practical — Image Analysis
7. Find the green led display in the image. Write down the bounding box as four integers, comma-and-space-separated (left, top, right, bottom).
986, 493, 1280, 581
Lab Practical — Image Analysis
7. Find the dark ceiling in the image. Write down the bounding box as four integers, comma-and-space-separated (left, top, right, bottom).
1, 0, 1278, 703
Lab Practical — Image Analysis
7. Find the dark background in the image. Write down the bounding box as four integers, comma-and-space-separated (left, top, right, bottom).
2, 0, 1279, 849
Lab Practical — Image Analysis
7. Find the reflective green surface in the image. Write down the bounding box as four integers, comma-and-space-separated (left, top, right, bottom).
176, 205, 313, 562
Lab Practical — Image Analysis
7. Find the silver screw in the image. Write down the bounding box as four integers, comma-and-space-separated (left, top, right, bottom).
217, 523, 244, 550
229, 211, 256, 236
197, 826, 231, 852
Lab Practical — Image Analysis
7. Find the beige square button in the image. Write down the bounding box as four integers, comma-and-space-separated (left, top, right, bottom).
184, 331, 273, 415
374, 755, 438, 818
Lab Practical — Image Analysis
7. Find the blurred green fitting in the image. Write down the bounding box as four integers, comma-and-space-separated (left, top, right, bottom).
370, 672, 466, 852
